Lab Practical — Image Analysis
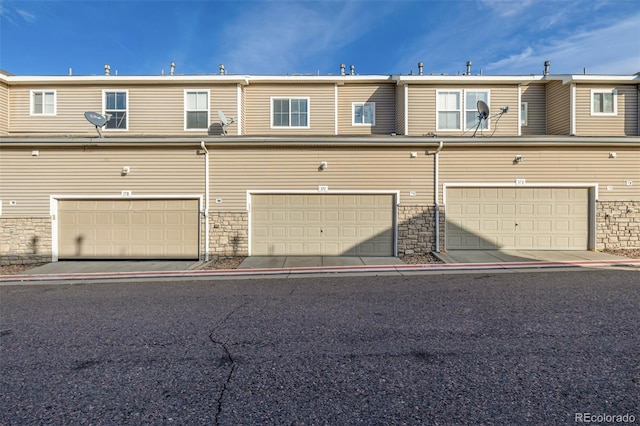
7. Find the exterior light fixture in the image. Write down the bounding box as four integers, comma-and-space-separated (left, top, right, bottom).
514, 155, 523, 163
121, 166, 130, 175
609, 152, 617, 158
319, 161, 328, 170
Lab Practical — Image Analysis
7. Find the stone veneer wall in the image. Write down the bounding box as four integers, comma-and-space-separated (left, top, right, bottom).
596, 201, 640, 250
397, 206, 442, 256
208, 212, 249, 258
0, 217, 52, 265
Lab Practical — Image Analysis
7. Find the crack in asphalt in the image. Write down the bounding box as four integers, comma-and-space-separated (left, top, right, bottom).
209, 303, 247, 426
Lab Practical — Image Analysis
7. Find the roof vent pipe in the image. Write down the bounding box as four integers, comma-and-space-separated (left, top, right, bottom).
340, 63, 345, 76
466, 61, 472, 75
544, 60, 550, 76
350, 65, 355, 75
219, 64, 225, 75
104, 64, 110, 76
418, 62, 424, 76
170, 62, 175, 76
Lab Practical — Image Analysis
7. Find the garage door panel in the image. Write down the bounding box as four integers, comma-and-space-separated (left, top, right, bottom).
446, 187, 588, 250
251, 194, 394, 256
58, 199, 199, 259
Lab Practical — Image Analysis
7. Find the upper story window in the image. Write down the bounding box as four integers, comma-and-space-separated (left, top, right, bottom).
436, 91, 460, 130
591, 89, 617, 115
271, 97, 309, 128
103, 90, 128, 130
437, 90, 490, 131
520, 102, 528, 126
30, 90, 56, 115
185, 90, 209, 130
352, 102, 375, 126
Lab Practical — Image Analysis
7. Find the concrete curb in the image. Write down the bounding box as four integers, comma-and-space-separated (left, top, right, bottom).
1, 259, 639, 284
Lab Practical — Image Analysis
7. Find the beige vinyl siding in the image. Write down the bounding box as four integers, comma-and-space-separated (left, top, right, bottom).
243, 84, 335, 135
407, 85, 519, 136
337, 83, 396, 135
575, 84, 638, 136
396, 85, 406, 135
439, 146, 640, 203
7, 84, 238, 136
546, 81, 571, 135
0, 82, 8, 135
407, 86, 436, 135
210, 147, 434, 211
521, 84, 546, 135
0, 146, 204, 217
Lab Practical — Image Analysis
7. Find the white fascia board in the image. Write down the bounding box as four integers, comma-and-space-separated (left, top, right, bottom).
245, 75, 393, 84
394, 75, 546, 85
2, 74, 251, 85
551, 74, 640, 85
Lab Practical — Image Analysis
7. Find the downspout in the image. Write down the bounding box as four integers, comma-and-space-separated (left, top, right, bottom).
427, 141, 444, 252
200, 141, 210, 262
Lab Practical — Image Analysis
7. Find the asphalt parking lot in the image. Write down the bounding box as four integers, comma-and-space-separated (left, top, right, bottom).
1, 269, 638, 424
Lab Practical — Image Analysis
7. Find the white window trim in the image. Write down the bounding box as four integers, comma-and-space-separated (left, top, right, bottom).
436, 89, 491, 132
30, 90, 57, 116
351, 102, 376, 126
102, 89, 129, 131
436, 89, 461, 131
270, 97, 310, 129
184, 89, 210, 131
520, 102, 528, 126
590, 89, 617, 116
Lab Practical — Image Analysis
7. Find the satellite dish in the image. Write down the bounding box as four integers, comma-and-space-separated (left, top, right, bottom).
477, 100, 490, 120
84, 111, 108, 138
472, 100, 490, 138
218, 110, 236, 136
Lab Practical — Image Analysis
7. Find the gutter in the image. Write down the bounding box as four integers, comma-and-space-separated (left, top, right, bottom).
1, 136, 639, 147
200, 141, 210, 262
426, 141, 444, 252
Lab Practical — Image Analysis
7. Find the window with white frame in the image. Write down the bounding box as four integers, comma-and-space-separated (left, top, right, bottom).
185, 90, 209, 130
465, 91, 489, 130
104, 90, 128, 130
437, 90, 490, 131
520, 102, 528, 126
436, 90, 461, 130
591, 89, 617, 115
352, 102, 375, 125
31, 90, 56, 115
271, 97, 309, 128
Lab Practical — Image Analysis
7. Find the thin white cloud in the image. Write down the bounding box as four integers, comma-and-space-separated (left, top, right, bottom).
485, 13, 640, 74
479, 0, 534, 17
0, 0, 36, 24
219, 2, 381, 74
16, 8, 35, 23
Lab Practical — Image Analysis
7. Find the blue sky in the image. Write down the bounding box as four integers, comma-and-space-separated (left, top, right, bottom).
1, 0, 639, 76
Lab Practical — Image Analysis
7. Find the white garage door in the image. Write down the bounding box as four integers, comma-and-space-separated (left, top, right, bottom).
58, 199, 199, 259
446, 187, 589, 250
251, 194, 395, 256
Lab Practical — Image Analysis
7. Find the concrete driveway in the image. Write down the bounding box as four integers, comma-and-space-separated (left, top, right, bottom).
238, 256, 403, 269
19, 260, 200, 275
438, 249, 632, 263
11, 250, 632, 276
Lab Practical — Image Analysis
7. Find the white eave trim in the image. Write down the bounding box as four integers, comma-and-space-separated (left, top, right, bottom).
552, 74, 640, 85
394, 75, 547, 85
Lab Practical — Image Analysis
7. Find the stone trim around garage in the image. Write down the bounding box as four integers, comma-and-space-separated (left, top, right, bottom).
208, 212, 249, 258
597, 201, 640, 250
0, 217, 52, 266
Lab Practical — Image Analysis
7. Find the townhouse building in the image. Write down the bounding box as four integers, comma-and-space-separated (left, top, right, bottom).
1, 63, 638, 265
